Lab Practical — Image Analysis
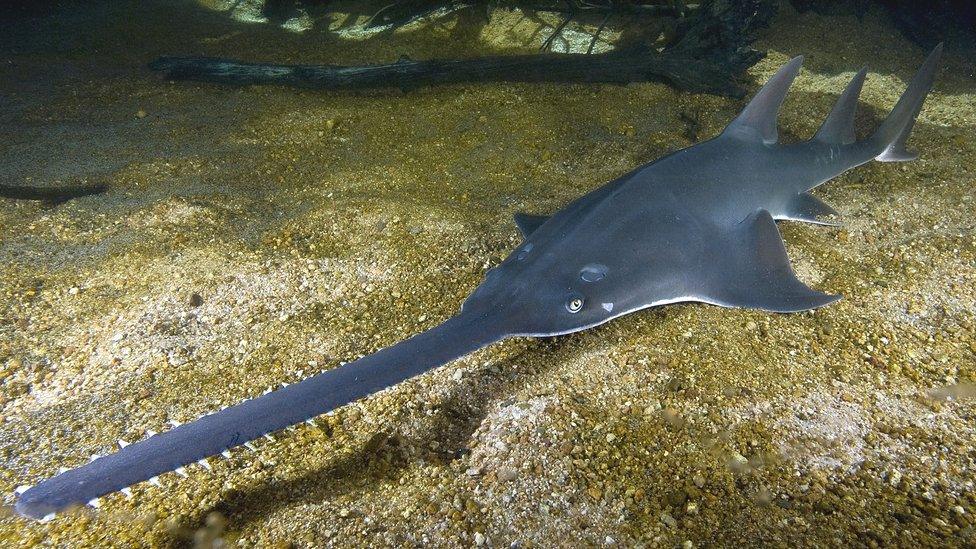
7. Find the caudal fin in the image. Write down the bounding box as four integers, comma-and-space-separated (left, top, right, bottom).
872, 43, 943, 162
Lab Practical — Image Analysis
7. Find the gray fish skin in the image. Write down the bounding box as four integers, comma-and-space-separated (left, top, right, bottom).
468, 44, 941, 335
14, 44, 942, 520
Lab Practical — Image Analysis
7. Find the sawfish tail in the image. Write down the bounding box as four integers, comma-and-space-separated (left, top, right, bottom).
810, 43, 941, 161
15, 313, 506, 520
872, 43, 943, 162
788, 43, 942, 209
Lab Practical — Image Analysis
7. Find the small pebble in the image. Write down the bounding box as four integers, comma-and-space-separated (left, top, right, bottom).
728, 452, 750, 474
496, 466, 518, 482
660, 512, 677, 528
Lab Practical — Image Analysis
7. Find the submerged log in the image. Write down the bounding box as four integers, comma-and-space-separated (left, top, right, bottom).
149, 45, 749, 97
150, 0, 777, 97
0, 183, 108, 205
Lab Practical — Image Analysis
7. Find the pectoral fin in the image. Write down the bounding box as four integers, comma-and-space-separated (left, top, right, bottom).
696, 210, 840, 312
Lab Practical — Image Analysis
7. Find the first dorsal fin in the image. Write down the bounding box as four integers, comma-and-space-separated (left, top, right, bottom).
513, 212, 549, 238
723, 56, 804, 145
814, 67, 867, 145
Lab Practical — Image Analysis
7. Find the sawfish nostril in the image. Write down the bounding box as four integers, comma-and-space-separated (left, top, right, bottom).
580, 263, 608, 282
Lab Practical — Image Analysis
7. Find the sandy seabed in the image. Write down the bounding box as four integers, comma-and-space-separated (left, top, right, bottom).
0, 1, 974, 547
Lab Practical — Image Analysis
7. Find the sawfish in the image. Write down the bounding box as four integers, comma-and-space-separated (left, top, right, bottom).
14, 44, 942, 519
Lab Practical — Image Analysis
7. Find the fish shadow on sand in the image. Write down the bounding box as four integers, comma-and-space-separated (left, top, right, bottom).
178, 335, 587, 537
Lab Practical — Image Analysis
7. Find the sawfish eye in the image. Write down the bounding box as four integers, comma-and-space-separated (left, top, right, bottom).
566, 296, 584, 313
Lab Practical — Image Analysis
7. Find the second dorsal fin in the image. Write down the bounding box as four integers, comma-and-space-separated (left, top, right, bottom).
723, 56, 804, 145
814, 68, 867, 145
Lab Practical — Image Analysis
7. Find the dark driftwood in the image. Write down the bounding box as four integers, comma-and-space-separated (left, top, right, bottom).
149, 1, 775, 97
150, 46, 747, 97
0, 183, 108, 205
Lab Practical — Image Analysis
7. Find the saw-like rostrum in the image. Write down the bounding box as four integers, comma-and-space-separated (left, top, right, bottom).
14, 44, 943, 520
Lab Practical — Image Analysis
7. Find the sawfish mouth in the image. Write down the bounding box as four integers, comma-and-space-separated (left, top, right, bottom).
14, 309, 512, 520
